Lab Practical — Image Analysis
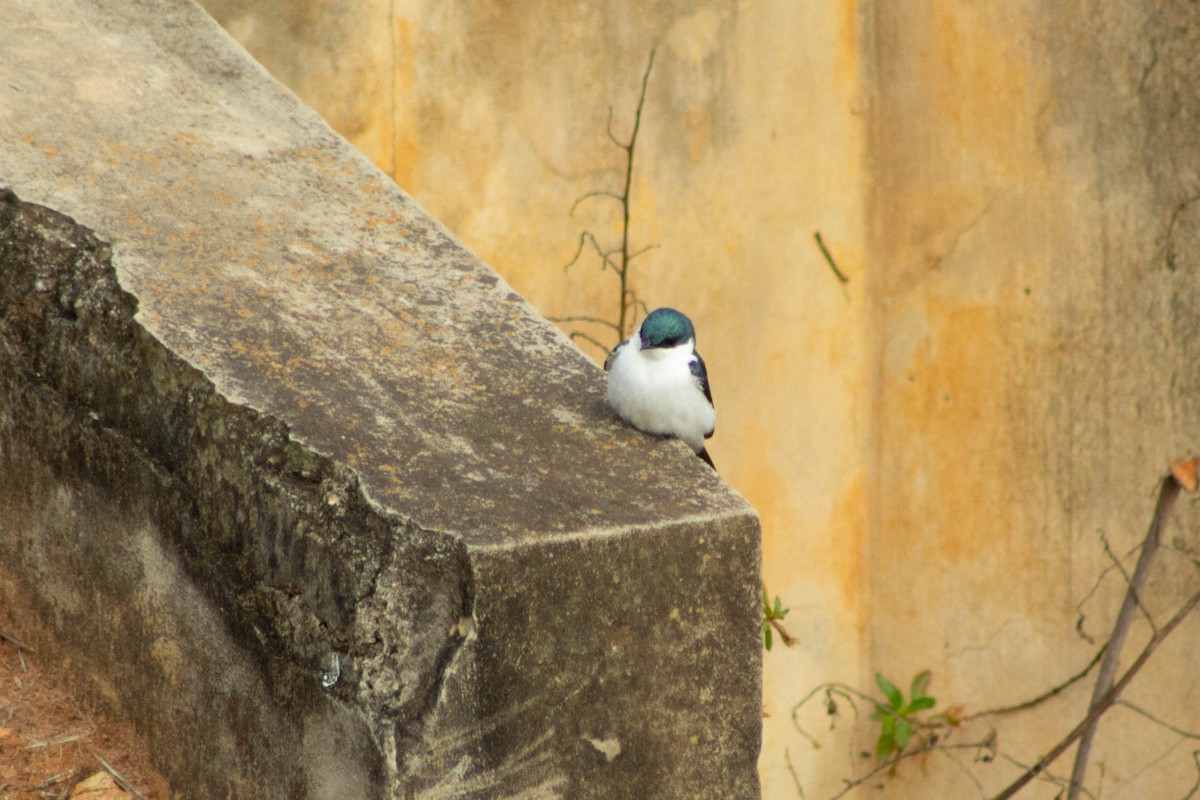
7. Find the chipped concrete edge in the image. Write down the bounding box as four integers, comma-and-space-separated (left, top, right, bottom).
0, 187, 473, 796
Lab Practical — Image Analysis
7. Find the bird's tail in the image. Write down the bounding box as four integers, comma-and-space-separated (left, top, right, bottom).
699, 447, 716, 471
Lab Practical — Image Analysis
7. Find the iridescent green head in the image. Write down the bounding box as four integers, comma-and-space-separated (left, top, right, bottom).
638, 307, 696, 349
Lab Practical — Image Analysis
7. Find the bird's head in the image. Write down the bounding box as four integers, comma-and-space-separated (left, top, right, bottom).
637, 307, 696, 350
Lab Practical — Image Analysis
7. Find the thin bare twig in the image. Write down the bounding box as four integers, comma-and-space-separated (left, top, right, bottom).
96, 755, 147, 800
768, 617, 799, 648
570, 190, 624, 214
939, 744, 990, 799
786, 747, 808, 800
605, 105, 623, 148
0, 629, 37, 653
548, 314, 621, 332
791, 682, 871, 748
1067, 470, 1183, 798
814, 232, 849, 284
1075, 533, 1142, 642
27, 771, 72, 791
997, 752, 1097, 800
1115, 700, 1200, 740
964, 644, 1106, 721
559, 49, 657, 351
787, 467, 1200, 800
559, 50, 657, 347
22, 734, 81, 750
1099, 530, 1157, 632
614, 48, 655, 340
563, 230, 616, 273
830, 739, 998, 800
990, 583, 1200, 800
1181, 750, 1200, 800
626, 243, 660, 262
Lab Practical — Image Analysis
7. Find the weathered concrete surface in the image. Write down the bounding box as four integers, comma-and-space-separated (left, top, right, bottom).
0, 1, 761, 798
198, 1, 1200, 798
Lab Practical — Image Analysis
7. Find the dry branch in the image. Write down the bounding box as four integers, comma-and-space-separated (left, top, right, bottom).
1066, 464, 1188, 797
556, 49, 657, 354
994, 460, 1200, 800
0, 629, 36, 653
814, 231, 848, 284
990, 584, 1200, 800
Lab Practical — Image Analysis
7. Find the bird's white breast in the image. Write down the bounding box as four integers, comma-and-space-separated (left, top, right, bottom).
606, 335, 715, 453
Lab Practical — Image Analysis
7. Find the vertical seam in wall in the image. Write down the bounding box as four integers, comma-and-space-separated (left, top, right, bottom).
858, 0, 882, 694
388, 0, 398, 178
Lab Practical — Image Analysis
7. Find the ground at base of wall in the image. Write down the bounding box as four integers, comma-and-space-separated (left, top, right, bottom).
0, 617, 171, 800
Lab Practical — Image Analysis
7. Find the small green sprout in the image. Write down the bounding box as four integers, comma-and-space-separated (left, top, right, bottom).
762, 591, 792, 651
869, 670, 937, 762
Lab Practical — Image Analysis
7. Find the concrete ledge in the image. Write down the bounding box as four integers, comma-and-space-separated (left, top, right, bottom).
0, 1, 760, 797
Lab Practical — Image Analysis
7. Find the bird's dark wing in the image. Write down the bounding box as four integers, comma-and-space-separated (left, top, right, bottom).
604, 341, 627, 372
690, 353, 715, 441
690, 352, 713, 407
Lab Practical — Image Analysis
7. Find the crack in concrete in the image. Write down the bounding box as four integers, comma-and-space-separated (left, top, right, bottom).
930, 192, 1001, 272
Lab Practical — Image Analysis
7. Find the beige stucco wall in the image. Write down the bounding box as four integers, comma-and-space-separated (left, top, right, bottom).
199, 1, 1200, 797
863, 4, 1200, 797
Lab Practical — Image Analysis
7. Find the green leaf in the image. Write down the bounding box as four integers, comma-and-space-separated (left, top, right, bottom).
764, 625, 773, 651
909, 670, 932, 702
905, 696, 936, 714
894, 719, 914, 749
878, 713, 895, 738
875, 732, 896, 762
876, 673, 904, 710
